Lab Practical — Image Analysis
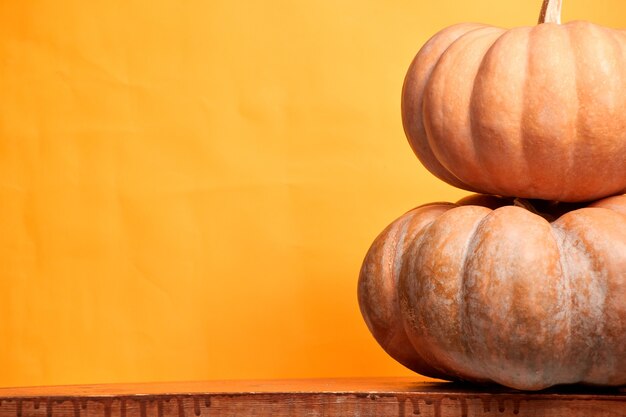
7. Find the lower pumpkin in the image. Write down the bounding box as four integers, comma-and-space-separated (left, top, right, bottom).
358, 194, 626, 390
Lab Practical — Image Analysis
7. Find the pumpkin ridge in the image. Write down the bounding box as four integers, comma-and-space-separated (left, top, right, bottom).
398, 216, 452, 378
605, 27, 626, 172
601, 25, 626, 200
402, 24, 485, 191
559, 23, 580, 201
397, 207, 459, 380
467, 27, 528, 194
436, 206, 493, 383
420, 26, 499, 189
456, 207, 494, 381
358, 210, 425, 370
518, 28, 534, 196
519, 24, 573, 200
423, 27, 506, 189
462, 207, 569, 389
469, 27, 532, 196
567, 23, 584, 202
467, 29, 512, 189
358, 204, 456, 380
552, 210, 613, 384
400, 205, 492, 382
421, 25, 490, 191
564, 22, 626, 200
458, 208, 502, 384
547, 224, 581, 384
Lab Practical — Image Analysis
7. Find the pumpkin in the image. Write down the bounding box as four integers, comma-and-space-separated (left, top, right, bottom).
357, 193, 626, 390
402, 0, 626, 202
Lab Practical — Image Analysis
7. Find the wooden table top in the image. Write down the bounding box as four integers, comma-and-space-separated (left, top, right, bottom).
0, 377, 624, 417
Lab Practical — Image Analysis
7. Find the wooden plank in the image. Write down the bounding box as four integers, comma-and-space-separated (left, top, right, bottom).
0, 378, 625, 417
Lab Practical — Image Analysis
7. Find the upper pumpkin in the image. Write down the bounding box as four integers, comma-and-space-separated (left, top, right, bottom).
402, 0, 626, 202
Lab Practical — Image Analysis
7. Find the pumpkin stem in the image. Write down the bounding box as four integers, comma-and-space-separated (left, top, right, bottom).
513, 198, 556, 222
538, 0, 562, 24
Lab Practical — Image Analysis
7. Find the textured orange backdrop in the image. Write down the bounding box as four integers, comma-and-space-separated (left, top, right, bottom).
0, 0, 624, 387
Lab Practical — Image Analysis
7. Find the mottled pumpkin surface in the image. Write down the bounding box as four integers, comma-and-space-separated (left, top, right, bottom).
402, 20, 626, 202
358, 194, 626, 390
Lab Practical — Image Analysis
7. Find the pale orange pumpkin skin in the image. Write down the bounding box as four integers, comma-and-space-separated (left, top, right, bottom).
402, 21, 626, 202
358, 194, 626, 390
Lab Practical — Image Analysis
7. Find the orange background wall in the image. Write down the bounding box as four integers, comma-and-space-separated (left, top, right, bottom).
0, 0, 624, 387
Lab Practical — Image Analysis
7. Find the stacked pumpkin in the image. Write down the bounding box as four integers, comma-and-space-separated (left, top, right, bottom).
358, 0, 626, 390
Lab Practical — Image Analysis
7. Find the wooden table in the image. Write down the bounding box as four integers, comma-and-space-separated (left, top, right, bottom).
0, 378, 624, 417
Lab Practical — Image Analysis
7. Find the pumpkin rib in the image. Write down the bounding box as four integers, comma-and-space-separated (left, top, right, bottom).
467, 207, 571, 390
469, 27, 531, 195
401, 205, 492, 383
431, 25, 506, 182
568, 230, 613, 387
402, 24, 486, 192
456, 207, 494, 382
459, 208, 505, 385
553, 206, 626, 385
552, 209, 615, 384
381, 215, 444, 377
516, 29, 534, 197
415, 26, 492, 192
398, 218, 444, 376
599, 208, 626, 385
379, 214, 412, 351
439, 206, 493, 384
576, 207, 626, 386
520, 23, 576, 201
604, 27, 626, 167
565, 22, 626, 200
548, 224, 583, 384
581, 211, 611, 385
423, 27, 506, 189
602, 26, 626, 201
558, 22, 578, 202
396, 209, 460, 380
357, 204, 455, 380
399, 212, 461, 380
568, 23, 588, 202
537, 219, 575, 388
357, 213, 409, 365
361, 211, 419, 367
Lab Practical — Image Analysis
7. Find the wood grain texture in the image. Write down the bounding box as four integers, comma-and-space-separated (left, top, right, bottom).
0, 378, 625, 417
